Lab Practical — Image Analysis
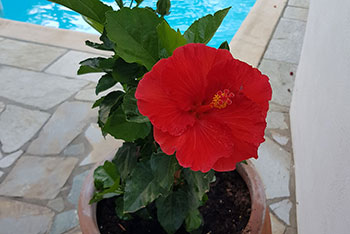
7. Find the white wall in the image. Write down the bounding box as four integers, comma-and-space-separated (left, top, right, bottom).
290, 0, 350, 233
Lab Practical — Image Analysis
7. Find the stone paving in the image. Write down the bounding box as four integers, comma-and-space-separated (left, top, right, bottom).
253, 0, 309, 233
0, 0, 308, 233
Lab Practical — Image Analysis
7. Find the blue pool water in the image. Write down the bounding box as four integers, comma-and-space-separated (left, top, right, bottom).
0, 0, 255, 48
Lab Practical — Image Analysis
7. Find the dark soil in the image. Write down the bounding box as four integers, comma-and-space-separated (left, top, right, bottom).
96, 170, 251, 234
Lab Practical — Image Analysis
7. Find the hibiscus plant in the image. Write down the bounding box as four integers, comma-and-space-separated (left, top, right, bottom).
50, 0, 271, 233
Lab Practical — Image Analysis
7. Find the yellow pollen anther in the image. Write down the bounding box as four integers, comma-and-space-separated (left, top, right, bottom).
210, 89, 235, 109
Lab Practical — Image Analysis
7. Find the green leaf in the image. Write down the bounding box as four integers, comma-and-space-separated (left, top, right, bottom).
156, 0, 171, 16
98, 91, 125, 127
48, 0, 113, 24
103, 107, 151, 142
157, 21, 187, 56
96, 74, 117, 95
92, 96, 104, 108
184, 169, 215, 201
219, 41, 230, 50
135, 0, 144, 7
156, 189, 188, 234
94, 161, 120, 190
90, 181, 123, 204
115, 0, 124, 8
115, 197, 132, 220
122, 88, 149, 123
90, 161, 123, 204
105, 8, 163, 70
112, 142, 138, 180
78, 57, 115, 75
112, 58, 147, 86
82, 15, 104, 34
184, 7, 231, 44
85, 29, 115, 51
185, 209, 202, 233
123, 153, 177, 212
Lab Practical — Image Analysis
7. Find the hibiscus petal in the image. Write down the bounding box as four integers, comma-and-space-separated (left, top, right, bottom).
160, 43, 219, 110
136, 59, 196, 136
205, 56, 271, 113
209, 95, 266, 145
176, 118, 234, 172
153, 127, 178, 155
212, 138, 259, 172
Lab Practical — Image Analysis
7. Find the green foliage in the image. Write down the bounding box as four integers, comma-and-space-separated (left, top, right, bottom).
157, 21, 187, 56
105, 8, 164, 70
115, 0, 124, 9
184, 7, 231, 44
97, 91, 124, 129
156, 0, 171, 16
112, 142, 138, 180
156, 189, 189, 234
78, 57, 115, 74
85, 29, 115, 51
112, 58, 147, 86
90, 161, 123, 204
50, 1, 233, 233
103, 107, 151, 142
95, 74, 117, 95
115, 197, 132, 220
48, 0, 112, 24
82, 16, 104, 34
123, 152, 177, 212
219, 41, 230, 51
122, 88, 149, 123
185, 209, 203, 232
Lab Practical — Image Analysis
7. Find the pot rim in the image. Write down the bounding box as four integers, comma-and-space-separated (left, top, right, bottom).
78, 155, 269, 234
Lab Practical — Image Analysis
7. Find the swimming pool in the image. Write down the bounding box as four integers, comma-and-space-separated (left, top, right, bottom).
0, 0, 255, 48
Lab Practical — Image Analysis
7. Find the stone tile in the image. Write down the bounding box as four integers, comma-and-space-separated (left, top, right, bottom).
0, 105, 50, 153
0, 150, 23, 168
283, 6, 309, 21
270, 213, 286, 234
267, 111, 288, 130
0, 102, 4, 113
75, 84, 124, 102
0, 156, 78, 199
288, 0, 309, 8
264, 18, 306, 64
0, 198, 55, 234
46, 50, 104, 83
64, 143, 85, 156
0, 66, 88, 110
0, 170, 3, 179
47, 197, 65, 212
270, 199, 292, 225
0, 39, 66, 71
271, 132, 289, 145
0, 37, 4, 41
28, 102, 96, 155
251, 138, 291, 199
0, 151, 2, 160
68, 171, 89, 207
259, 59, 297, 106
50, 210, 79, 234
80, 123, 123, 166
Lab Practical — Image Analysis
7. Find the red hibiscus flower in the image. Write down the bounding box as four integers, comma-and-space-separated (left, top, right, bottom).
135, 43, 272, 172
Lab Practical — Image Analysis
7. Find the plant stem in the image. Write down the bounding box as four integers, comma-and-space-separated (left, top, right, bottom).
129, 0, 134, 8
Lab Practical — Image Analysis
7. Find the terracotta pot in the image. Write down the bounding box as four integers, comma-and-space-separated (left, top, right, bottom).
78, 154, 271, 234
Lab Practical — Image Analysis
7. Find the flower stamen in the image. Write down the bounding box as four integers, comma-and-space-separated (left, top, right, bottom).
210, 89, 235, 109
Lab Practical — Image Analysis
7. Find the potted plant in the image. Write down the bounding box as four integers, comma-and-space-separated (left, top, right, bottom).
50, 0, 272, 233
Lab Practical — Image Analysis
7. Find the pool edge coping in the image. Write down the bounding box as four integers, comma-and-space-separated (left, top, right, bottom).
0, 0, 287, 64
229, 0, 288, 67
